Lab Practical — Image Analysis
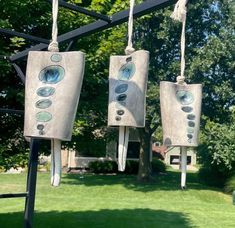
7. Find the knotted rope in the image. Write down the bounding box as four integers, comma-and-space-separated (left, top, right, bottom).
171, 0, 188, 84
48, 0, 59, 52
125, 0, 135, 55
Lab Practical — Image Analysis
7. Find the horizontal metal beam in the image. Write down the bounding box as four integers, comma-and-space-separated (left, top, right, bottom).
0, 192, 28, 198
0, 28, 50, 44
10, 0, 176, 62
0, 108, 24, 115
46, 0, 111, 22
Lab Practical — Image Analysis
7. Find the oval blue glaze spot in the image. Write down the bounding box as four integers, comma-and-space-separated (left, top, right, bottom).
118, 62, 135, 80
39, 65, 65, 84
187, 114, 196, 120
37, 87, 55, 97
117, 110, 124, 115
35, 99, 52, 109
37, 124, 44, 130
176, 90, 194, 105
115, 102, 126, 109
51, 54, 62, 62
117, 94, 127, 102
187, 134, 193, 139
36, 111, 52, 122
115, 116, 121, 121
187, 127, 194, 134
188, 121, 195, 127
181, 106, 193, 113
115, 84, 128, 94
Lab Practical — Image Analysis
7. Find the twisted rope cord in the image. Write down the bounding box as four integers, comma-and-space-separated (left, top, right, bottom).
171, 0, 188, 84
48, 0, 59, 52
125, 0, 135, 55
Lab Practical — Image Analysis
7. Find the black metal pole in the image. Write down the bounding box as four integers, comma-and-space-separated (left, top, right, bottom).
24, 138, 40, 228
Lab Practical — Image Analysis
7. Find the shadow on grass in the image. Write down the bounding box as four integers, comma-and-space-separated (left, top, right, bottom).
62, 170, 217, 192
0, 208, 195, 228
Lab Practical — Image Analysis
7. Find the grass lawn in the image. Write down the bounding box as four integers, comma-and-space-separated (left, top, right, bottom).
0, 170, 234, 228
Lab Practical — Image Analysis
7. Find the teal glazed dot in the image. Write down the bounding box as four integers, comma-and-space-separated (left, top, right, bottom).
39, 65, 65, 84
117, 94, 127, 102
117, 110, 124, 115
37, 87, 55, 97
115, 84, 128, 94
176, 90, 194, 105
51, 54, 62, 62
181, 106, 193, 113
118, 62, 136, 80
187, 127, 194, 134
187, 114, 196, 120
36, 111, 52, 122
35, 99, 52, 109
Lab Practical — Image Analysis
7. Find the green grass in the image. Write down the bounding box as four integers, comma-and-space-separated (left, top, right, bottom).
0, 170, 234, 228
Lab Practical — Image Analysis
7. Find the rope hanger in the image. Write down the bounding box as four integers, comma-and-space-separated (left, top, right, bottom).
171, 0, 188, 84
125, 0, 135, 55
48, 0, 59, 52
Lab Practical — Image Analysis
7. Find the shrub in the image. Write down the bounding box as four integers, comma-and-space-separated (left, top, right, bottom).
151, 158, 166, 173
88, 160, 117, 173
224, 173, 235, 193
198, 166, 228, 188
124, 160, 139, 174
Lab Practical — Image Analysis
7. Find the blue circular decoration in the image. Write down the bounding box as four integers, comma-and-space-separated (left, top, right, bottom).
51, 54, 62, 62
188, 121, 195, 127
115, 84, 128, 94
115, 116, 121, 121
176, 90, 194, 105
37, 124, 44, 130
118, 62, 135, 80
37, 87, 55, 97
181, 106, 193, 113
36, 111, 52, 122
117, 110, 124, 115
39, 65, 64, 84
187, 127, 194, 134
117, 94, 127, 102
35, 99, 52, 109
115, 102, 126, 109
187, 134, 193, 139
187, 114, 196, 120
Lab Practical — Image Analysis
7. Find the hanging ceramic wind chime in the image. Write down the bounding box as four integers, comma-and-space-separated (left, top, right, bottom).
108, 0, 149, 171
160, 0, 202, 189
24, 0, 85, 186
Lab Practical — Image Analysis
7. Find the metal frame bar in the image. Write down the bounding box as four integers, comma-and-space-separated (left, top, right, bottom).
46, 0, 111, 22
0, 193, 28, 198
10, 0, 176, 61
0, 28, 50, 44
24, 139, 40, 228
0, 108, 24, 115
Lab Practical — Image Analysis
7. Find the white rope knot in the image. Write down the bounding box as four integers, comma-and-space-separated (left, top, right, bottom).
170, 0, 187, 22
48, 0, 59, 52
125, 46, 135, 55
48, 41, 59, 52
176, 75, 186, 84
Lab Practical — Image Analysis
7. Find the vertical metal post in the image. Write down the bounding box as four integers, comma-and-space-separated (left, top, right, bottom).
180, 146, 187, 189
24, 138, 39, 228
